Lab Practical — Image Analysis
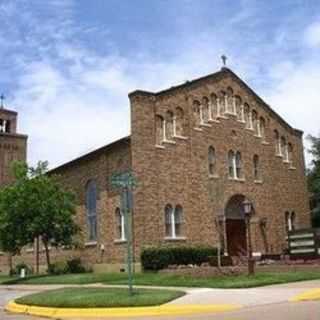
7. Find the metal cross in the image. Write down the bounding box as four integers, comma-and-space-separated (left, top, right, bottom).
221, 55, 227, 67
0, 94, 5, 108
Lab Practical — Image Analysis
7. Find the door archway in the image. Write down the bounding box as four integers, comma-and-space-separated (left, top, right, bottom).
225, 194, 249, 256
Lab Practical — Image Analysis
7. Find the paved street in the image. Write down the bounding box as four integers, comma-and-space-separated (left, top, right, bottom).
0, 281, 320, 319
0, 288, 43, 320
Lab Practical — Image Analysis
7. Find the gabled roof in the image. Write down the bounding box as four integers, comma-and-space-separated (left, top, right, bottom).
49, 136, 131, 174
129, 67, 303, 136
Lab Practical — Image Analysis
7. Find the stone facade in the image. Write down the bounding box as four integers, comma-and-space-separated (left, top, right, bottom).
0, 68, 311, 273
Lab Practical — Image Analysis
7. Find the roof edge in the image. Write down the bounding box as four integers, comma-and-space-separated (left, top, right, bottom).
49, 136, 131, 174
129, 67, 303, 135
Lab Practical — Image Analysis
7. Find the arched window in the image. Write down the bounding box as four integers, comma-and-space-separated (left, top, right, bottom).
115, 207, 126, 241
165, 204, 173, 237
155, 115, 164, 145
288, 143, 294, 167
291, 211, 296, 230
0, 119, 10, 133
208, 146, 216, 176
281, 136, 287, 159
165, 204, 183, 238
174, 205, 183, 237
210, 93, 218, 119
260, 117, 266, 141
165, 111, 174, 141
285, 211, 290, 232
253, 155, 260, 181
226, 87, 234, 113
244, 103, 250, 128
274, 130, 281, 155
228, 150, 235, 178
285, 211, 296, 232
219, 91, 226, 116
252, 110, 258, 135
235, 96, 242, 120
235, 151, 242, 179
175, 107, 185, 137
202, 97, 209, 123
86, 180, 97, 241
193, 100, 201, 127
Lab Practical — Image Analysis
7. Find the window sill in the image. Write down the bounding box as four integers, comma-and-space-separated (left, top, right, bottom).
209, 174, 219, 180
85, 241, 97, 247
254, 180, 263, 184
217, 115, 229, 120
245, 127, 254, 132
262, 141, 269, 145
193, 127, 203, 132
289, 166, 296, 170
254, 134, 262, 139
173, 135, 188, 140
114, 239, 127, 244
283, 160, 290, 164
163, 140, 176, 145
155, 144, 165, 149
208, 119, 220, 123
228, 177, 246, 182
200, 123, 211, 128
225, 111, 237, 116
164, 237, 186, 241
276, 154, 283, 158
237, 119, 246, 124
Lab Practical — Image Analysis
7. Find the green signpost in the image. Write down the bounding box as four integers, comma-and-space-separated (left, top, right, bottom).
110, 170, 137, 295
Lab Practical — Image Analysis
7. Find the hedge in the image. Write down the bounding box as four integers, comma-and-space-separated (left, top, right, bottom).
141, 246, 219, 271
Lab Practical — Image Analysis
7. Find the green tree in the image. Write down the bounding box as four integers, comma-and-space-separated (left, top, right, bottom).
307, 135, 320, 227
0, 161, 79, 271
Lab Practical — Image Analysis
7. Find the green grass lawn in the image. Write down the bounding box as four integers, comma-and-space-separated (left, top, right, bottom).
15, 287, 185, 308
0, 275, 18, 284
6, 270, 320, 288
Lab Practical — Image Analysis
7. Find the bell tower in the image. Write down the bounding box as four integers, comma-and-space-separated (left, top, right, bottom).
0, 104, 27, 187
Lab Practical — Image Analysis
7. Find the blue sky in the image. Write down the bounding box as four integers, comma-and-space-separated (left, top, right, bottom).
1, 0, 320, 167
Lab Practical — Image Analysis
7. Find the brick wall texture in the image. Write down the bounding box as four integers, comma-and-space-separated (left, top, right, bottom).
0, 68, 311, 273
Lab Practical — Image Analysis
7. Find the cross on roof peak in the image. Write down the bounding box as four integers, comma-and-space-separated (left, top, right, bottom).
0, 94, 5, 109
221, 55, 227, 67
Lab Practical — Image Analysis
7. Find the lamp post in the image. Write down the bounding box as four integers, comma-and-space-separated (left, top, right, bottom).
243, 199, 255, 276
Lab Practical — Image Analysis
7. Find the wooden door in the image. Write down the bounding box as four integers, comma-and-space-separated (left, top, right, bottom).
226, 219, 247, 256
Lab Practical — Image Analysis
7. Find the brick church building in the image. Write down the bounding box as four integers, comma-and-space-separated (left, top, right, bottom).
0, 67, 310, 272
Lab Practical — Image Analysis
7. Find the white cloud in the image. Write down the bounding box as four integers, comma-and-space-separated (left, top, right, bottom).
4, 1, 320, 170
266, 60, 320, 166
304, 21, 320, 48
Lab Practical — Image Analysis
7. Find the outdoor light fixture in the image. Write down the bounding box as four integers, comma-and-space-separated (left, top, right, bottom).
243, 199, 252, 216
242, 198, 255, 276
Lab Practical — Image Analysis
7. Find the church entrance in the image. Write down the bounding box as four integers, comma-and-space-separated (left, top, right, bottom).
225, 194, 248, 256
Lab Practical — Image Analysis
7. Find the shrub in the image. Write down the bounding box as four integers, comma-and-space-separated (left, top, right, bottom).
48, 261, 68, 275
48, 258, 87, 275
67, 258, 87, 274
141, 246, 219, 271
10, 263, 33, 276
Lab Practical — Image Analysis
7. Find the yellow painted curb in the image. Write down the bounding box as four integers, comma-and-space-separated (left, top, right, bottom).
6, 301, 242, 318
290, 288, 320, 302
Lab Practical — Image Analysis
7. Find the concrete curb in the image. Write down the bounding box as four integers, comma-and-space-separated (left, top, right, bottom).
6, 301, 242, 318
290, 288, 320, 302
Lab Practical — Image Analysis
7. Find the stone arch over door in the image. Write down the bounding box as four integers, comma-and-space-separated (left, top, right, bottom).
225, 194, 252, 256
